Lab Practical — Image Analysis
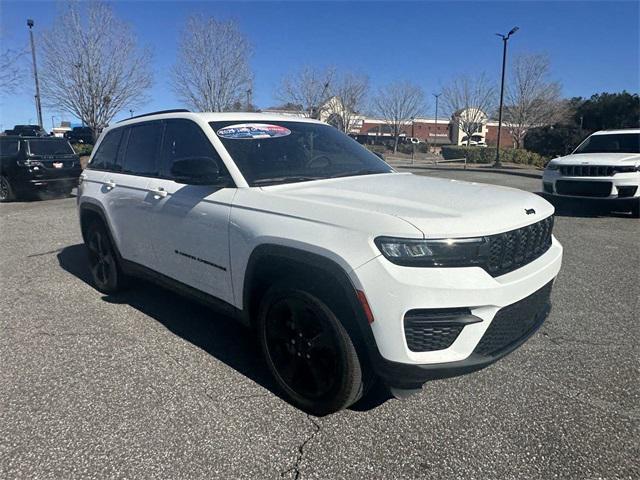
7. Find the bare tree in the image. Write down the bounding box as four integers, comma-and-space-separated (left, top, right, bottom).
504, 54, 568, 148
328, 73, 369, 133
172, 16, 252, 112
0, 45, 27, 95
39, 2, 152, 141
372, 81, 425, 153
277, 66, 335, 118
442, 73, 496, 146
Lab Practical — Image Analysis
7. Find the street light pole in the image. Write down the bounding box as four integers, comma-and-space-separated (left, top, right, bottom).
27, 19, 43, 129
494, 26, 518, 168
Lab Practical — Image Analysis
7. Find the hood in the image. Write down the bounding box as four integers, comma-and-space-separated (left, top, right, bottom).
262, 173, 553, 238
552, 152, 640, 165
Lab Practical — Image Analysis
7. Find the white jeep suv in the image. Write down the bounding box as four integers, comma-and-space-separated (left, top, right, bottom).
78, 110, 563, 415
542, 129, 640, 217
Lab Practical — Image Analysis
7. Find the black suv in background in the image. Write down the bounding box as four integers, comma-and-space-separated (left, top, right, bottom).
64, 127, 94, 144
0, 136, 81, 201
4, 125, 48, 137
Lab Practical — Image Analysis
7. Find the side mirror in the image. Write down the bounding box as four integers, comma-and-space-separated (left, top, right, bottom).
171, 157, 220, 185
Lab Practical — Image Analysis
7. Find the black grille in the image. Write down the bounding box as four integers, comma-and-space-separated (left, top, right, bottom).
483, 216, 554, 277
474, 282, 553, 356
556, 180, 612, 197
403, 308, 479, 352
560, 165, 614, 177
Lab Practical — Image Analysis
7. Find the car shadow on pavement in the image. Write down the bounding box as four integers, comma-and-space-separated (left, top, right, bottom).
57, 244, 390, 414
536, 193, 636, 219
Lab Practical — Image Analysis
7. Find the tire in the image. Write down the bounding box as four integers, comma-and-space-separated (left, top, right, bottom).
257, 283, 364, 416
85, 220, 127, 294
0, 175, 15, 202
631, 199, 640, 219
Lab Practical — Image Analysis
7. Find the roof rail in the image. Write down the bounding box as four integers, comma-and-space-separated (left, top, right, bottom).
117, 109, 190, 123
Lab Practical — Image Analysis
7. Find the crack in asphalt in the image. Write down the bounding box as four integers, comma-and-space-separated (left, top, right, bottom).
26, 248, 64, 258
280, 414, 321, 479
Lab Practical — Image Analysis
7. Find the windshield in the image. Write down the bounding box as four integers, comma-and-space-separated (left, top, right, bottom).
27, 139, 75, 156
574, 133, 640, 154
210, 120, 393, 186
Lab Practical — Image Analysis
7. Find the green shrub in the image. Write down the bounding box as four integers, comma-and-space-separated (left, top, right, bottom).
396, 143, 414, 154
365, 144, 388, 154
72, 143, 94, 156
441, 145, 546, 167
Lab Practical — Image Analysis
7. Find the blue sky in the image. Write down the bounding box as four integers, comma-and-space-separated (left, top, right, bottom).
1, 0, 638, 129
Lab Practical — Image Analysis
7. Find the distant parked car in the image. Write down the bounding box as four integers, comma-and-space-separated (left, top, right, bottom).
0, 136, 81, 201
542, 129, 640, 217
64, 127, 94, 144
11, 124, 48, 137
460, 135, 487, 147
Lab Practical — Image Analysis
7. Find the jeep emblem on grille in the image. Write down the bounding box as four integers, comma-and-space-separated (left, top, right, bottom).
525, 208, 536, 215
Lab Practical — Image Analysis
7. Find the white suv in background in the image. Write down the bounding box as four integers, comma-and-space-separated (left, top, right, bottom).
78, 110, 563, 415
543, 129, 640, 217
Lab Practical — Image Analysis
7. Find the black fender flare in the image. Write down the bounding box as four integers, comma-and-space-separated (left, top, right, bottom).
242, 244, 382, 365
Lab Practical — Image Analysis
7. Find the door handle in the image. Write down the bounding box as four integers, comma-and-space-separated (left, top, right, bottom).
105, 180, 116, 190
152, 186, 167, 199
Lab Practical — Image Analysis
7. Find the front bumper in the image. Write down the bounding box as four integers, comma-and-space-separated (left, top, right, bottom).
371, 283, 552, 389
349, 236, 562, 387
542, 170, 640, 200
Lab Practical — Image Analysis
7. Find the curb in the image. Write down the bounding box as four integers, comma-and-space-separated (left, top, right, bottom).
390, 163, 543, 179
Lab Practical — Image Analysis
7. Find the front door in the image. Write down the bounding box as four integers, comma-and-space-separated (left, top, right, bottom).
146, 119, 236, 304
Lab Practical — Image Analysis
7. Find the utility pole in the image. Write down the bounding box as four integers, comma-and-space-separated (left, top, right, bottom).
494, 26, 519, 168
27, 19, 43, 129
433, 93, 441, 153
411, 117, 415, 164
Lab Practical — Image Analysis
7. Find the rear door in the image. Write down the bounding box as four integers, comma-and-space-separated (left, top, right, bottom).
145, 119, 236, 303
101, 121, 163, 267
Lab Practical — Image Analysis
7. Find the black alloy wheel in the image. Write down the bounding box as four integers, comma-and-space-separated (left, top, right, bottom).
0, 176, 14, 202
258, 285, 364, 415
86, 221, 123, 294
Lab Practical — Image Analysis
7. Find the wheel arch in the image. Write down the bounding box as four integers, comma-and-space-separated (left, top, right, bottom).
78, 202, 122, 261
242, 244, 378, 364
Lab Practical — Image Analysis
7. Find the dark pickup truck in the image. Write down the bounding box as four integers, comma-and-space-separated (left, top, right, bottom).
0, 136, 82, 201
64, 126, 94, 144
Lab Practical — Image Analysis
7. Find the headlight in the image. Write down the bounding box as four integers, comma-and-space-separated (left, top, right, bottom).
374, 236, 487, 267
612, 165, 640, 173
545, 163, 559, 171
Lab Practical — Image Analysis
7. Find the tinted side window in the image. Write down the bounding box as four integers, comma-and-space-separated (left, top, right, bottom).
90, 129, 123, 171
162, 119, 228, 178
122, 122, 162, 176
0, 139, 19, 158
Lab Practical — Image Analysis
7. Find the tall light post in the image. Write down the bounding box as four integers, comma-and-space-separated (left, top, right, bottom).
433, 93, 441, 152
410, 116, 415, 164
27, 19, 43, 129
494, 26, 518, 168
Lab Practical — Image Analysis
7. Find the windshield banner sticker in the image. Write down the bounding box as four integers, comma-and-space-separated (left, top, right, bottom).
217, 123, 291, 140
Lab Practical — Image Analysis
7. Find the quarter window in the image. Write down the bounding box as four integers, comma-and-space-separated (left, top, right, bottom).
122, 122, 162, 176
0, 139, 19, 157
90, 129, 123, 171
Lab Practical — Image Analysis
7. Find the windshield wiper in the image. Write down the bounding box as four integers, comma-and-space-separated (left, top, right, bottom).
329, 169, 387, 179
253, 176, 321, 186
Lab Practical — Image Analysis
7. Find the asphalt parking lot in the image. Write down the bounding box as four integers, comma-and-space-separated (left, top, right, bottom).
1, 170, 638, 479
